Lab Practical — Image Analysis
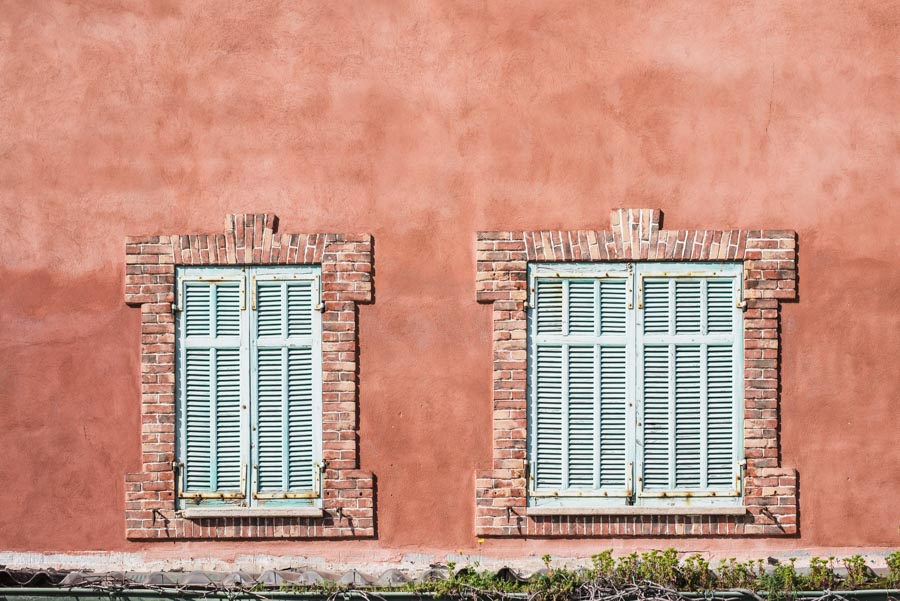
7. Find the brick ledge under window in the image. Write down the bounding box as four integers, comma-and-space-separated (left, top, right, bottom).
474, 208, 799, 537
124, 213, 375, 540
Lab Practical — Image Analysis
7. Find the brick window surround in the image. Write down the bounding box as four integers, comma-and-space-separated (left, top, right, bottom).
475, 209, 798, 537
124, 214, 374, 539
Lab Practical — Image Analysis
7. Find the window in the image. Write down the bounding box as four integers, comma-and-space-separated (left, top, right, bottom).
528, 262, 743, 508
175, 265, 323, 509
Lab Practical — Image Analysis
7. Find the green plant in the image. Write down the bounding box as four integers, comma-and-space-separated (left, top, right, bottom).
716, 558, 760, 590
590, 550, 615, 581
615, 552, 640, 584
887, 551, 900, 587
807, 556, 838, 590
639, 548, 679, 587
842, 554, 871, 588
681, 553, 713, 591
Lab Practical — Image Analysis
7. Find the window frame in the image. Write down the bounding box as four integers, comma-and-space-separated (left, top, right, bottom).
174, 265, 325, 510
526, 262, 745, 510
475, 209, 799, 537
124, 213, 375, 540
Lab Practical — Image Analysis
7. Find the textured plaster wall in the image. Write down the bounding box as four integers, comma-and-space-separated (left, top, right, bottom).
0, 0, 898, 562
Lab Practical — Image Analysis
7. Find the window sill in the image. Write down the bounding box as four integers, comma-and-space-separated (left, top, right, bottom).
525, 506, 747, 517
180, 507, 324, 519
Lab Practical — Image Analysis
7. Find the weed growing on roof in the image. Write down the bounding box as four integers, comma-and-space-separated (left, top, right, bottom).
266, 550, 897, 600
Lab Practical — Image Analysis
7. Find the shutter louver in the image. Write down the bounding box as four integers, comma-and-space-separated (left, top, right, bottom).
674, 345, 702, 487
641, 345, 670, 489
567, 281, 595, 334
184, 348, 212, 490
531, 272, 630, 497
567, 345, 595, 487
256, 347, 285, 491
288, 347, 315, 490
599, 280, 627, 334
536, 280, 563, 334
253, 277, 318, 496
707, 345, 735, 486
598, 345, 627, 488
214, 348, 242, 489
180, 279, 243, 495
534, 344, 563, 489
638, 270, 741, 498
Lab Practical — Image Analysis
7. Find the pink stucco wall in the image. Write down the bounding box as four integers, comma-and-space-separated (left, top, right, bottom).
0, 1, 897, 562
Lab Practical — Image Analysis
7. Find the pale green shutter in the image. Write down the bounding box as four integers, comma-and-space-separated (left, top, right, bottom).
252, 274, 321, 498
637, 267, 742, 497
178, 277, 244, 496
530, 271, 630, 497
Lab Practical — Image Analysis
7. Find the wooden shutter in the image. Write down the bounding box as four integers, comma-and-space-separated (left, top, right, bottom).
178, 275, 245, 497
530, 271, 631, 497
637, 266, 742, 498
252, 273, 321, 499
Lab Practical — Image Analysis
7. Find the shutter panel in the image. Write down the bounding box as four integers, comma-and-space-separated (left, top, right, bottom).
536, 280, 563, 334
534, 344, 563, 489
179, 278, 243, 495
707, 345, 735, 486
253, 277, 319, 496
531, 273, 630, 496
674, 345, 702, 487
599, 280, 627, 334
638, 271, 741, 497
183, 348, 211, 490
256, 346, 284, 491
641, 345, 670, 489
567, 345, 595, 487
598, 345, 627, 488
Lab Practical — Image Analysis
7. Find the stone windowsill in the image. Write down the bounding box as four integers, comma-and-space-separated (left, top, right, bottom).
180, 507, 324, 519
525, 506, 748, 517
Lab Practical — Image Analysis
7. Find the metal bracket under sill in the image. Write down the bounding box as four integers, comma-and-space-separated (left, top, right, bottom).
525, 506, 748, 517
180, 507, 324, 519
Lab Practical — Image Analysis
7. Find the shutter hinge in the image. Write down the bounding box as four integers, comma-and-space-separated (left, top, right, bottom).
626, 461, 635, 503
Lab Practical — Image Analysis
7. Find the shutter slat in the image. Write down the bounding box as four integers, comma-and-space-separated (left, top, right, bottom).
599, 280, 627, 334
675, 281, 701, 334
257, 283, 283, 337
287, 347, 315, 490
536, 280, 563, 334
215, 283, 241, 337
567, 345, 595, 487
256, 348, 284, 491
184, 348, 212, 490
642, 345, 670, 489
707, 345, 735, 486
707, 280, 733, 333
534, 345, 563, 489
184, 283, 211, 337
598, 346, 627, 488
674, 345, 702, 488
287, 282, 314, 337
214, 349, 242, 489
643, 280, 670, 334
